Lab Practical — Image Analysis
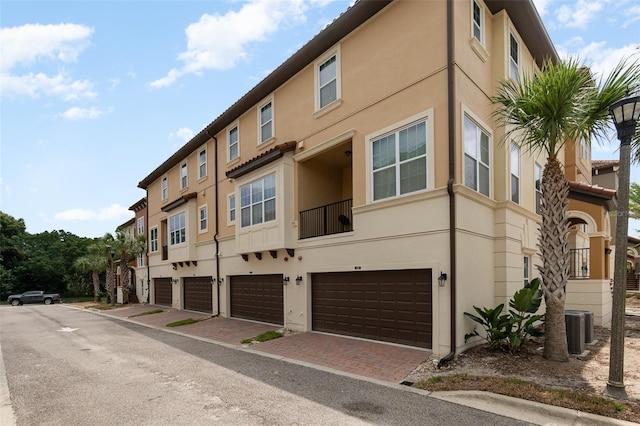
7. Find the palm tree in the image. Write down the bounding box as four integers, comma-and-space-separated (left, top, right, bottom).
492, 57, 640, 362
114, 230, 146, 304
74, 249, 106, 302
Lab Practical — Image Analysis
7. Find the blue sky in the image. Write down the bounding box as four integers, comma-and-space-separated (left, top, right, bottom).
1, 0, 639, 238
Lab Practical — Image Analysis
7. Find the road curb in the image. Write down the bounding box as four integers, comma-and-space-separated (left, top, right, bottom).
431, 391, 637, 426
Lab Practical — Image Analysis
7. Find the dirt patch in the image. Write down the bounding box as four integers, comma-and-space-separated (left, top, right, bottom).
405, 295, 640, 422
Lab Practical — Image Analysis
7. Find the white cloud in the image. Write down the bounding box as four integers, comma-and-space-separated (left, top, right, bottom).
532, 0, 552, 17
555, 0, 604, 29
0, 23, 95, 100
1, 72, 96, 100
54, 204, 131, 222
622, 4, 640, 28
173, 127, 195, 142
60, 106, 104, 120
149, 0, 308, 88
566, 42, 640, 80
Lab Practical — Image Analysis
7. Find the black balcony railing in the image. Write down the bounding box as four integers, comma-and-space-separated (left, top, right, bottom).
299, 199, 353, 239
162, 245, 168, 261
569, 248, 590, 279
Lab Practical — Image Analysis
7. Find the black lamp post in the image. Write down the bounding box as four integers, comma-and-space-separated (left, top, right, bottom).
606, 93, 640, 399
110, 248, 116, 306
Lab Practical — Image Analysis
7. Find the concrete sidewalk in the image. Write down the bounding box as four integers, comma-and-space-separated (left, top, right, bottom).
83, 303, 635, 426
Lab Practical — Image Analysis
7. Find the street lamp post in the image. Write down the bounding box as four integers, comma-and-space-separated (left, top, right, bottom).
110, 248, 116, 306
606, 93, 640, 399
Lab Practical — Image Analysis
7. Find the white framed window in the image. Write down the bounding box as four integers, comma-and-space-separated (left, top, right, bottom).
198, 148, 207, 179
228, 125, 239, 160
317, 53, 338, 109
580, 138, 590, 161
509, 33, 520, 81
149, 227, 158, 252
169, 212, 186, 245
464, 115, 490, 197
138, 253, 145, 267
510, 142, 520, 204
180, 163, 188, 189
259, 100, 273, 144
228, 194, 236, 224
472, 0, 483, 44
535, 163, 542, 215
372, 120, 428, 201
198, 205, 208, 232
137, 217, 144, 237
161, 176, 168, 200
240, 173, 276, 228
524, 256, 531, 286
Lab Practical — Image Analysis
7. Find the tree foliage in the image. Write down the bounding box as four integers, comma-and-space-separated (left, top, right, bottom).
491, 56, 640, 362
0, 211, 96, 299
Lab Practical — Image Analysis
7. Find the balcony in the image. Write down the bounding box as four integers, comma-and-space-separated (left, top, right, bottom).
299, 199, 353, 239
569, 248, 589, 279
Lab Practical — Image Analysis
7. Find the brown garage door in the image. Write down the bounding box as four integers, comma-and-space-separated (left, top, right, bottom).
230, 275, 283, 325
184, 277, 213, 313
154, 278, 172, 307
312, 269, 432, 348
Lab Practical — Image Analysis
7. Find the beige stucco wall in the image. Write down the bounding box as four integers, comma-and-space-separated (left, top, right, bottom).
141, 0, 612, 357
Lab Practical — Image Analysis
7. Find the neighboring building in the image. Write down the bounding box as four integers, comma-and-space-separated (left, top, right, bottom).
130, 197, 149, 303
137, 0, 614, 357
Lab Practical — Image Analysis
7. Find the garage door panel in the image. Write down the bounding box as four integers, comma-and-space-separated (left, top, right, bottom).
154, 278, 172, 307
183, 277, 213, 313
312, 269, 432, 349
230, 275, 283, 325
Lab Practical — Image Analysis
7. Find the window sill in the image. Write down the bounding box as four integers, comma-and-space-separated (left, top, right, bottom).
257, 137, 276, 150
469, 37, 489, 63
313, 98, 343, 119
226, 157, 241, 168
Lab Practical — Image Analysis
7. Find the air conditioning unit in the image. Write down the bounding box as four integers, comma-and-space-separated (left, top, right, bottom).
565, 311, 585, 355
580, 311, 594, 344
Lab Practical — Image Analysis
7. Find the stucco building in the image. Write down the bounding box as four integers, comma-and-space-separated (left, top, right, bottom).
136, 0, 615, 357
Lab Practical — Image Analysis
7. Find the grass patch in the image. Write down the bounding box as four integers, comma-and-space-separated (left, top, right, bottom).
166, 318, 198, 327
130, 309, 164, 318
241, 330, 283, 344
416, 374, 632, 419
85, 304, 116, 310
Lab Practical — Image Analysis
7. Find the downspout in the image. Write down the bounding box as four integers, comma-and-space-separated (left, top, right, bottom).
438, 0, 457, 368
207, 130, 221, 317
146, 188, 150, 304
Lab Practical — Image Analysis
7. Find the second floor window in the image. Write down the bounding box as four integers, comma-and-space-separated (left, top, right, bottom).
198, 149, 207, 179
228, 194, 236, 224
161, 177, 168, 200
511, 143, 520, 204
318, 54, 337, 109
372, 120, 427, 201
138, 253, 145, 267
524, 256, 530, 286
169, 212, 186, 245
137, 217, 144, 236
535, 163, 542, 215
472, 0, 482, 43
180, 163, 188, 189
464, 116, 490, 197
229, 126, 239, 160
580, 138, 590, 161
240, 173, 276, 227
259, 101, 273, 143
510, 33, 519, 81
199, 205, 207, 232
149, 227, 158, 252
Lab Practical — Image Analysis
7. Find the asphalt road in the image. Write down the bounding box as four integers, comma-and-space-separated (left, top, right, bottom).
0, 305, 533, 425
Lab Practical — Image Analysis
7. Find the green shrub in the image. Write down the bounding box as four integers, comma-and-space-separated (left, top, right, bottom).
464, 278, 544, 352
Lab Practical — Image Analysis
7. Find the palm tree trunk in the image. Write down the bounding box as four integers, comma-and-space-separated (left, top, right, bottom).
538, 158, 570, 362
92, 271, 100, 302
